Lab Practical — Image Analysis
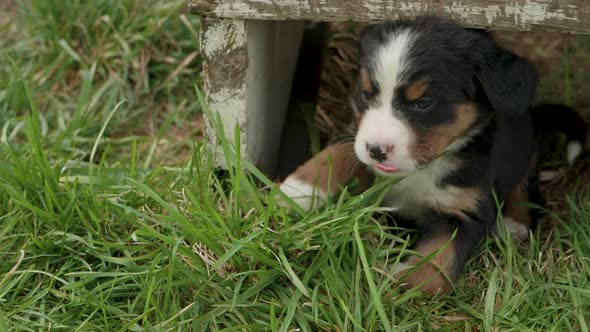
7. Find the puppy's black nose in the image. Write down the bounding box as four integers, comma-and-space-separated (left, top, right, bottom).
367, 144, 388, 162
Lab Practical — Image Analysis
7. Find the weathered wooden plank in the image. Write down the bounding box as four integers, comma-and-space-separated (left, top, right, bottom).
201, 18, 304, 174
201, 19, 249, 170
190, 0, 590, 33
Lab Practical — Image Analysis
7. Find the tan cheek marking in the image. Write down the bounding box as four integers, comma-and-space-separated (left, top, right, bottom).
360, 68, 372, 95
290, 142, 371, 196
504, 178, 532, 227
437, 187, 481, 221
404, 80, 429, 101
398, 236, 456, 295
409, 103, 478, 164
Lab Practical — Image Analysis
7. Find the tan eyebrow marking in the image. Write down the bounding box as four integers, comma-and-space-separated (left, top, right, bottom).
404, 80, 429, 101
360, 67, 373, 94
408, 103, 478, 164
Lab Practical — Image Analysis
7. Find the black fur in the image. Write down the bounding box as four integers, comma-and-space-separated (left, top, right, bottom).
356, 16, 586, 291
532, 103, 587, 149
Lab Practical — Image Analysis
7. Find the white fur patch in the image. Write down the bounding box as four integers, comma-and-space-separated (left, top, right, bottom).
374, 29, 415, 100
392, 261, 411, 274
354, 29, 418, 174
381, 157, 460, 218
354, 107, 416, 174
502, 216, 530, 241
566, 141, 583, 165
445, 125, 482, 154
278, 176, 327, 212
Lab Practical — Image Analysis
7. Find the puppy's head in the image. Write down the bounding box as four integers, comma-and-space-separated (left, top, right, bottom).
353, 17, 537, 176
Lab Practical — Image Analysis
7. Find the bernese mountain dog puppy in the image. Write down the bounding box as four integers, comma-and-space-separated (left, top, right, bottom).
278, 16, 587, 295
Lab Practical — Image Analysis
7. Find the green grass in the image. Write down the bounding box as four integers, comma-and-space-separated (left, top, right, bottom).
1, 1, 590, 331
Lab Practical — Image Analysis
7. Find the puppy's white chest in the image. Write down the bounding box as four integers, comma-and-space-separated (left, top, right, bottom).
381, 159, 458, 217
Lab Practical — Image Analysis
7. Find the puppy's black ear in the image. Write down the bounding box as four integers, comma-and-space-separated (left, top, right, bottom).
476, 47, 538, 114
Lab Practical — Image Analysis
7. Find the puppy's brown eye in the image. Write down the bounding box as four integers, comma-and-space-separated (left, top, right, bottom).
361, 90, 371, 100
414, 96, 434, 110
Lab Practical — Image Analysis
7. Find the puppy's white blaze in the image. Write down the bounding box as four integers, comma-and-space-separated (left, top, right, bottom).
566, 141, 583, 165
381, 157, 460, 218
278, 176, 326, 211
374, 29, 415, 103
502, 216, 530, 241
355, 29, 418, 174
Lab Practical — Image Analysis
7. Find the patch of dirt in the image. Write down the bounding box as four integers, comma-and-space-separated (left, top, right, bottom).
0, 0, 15, 12
154, 113, 204, 165
0, 0, 16, 27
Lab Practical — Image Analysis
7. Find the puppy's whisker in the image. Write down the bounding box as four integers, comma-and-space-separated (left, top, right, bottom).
330, 135, 356, 144
409, 142, 438, 164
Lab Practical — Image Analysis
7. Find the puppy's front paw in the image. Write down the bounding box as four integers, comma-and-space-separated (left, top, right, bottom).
392, 261, 411, 274
277, 176, 327, 212
500, 216, 530, 242
392, 259, 453, 295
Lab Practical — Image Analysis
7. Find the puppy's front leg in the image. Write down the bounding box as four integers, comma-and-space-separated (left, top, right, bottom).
394, 216, 487, 295
278, 142, 372, 211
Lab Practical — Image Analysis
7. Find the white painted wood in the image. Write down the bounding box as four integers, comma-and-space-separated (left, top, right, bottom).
246, 20, 305, 174
200, 18, 304, 174
201, 19, 248, 170
190, 0, 590, 33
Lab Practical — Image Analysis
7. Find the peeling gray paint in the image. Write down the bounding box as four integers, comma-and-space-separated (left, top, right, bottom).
190, 0, 590, 33
199, 18, 305, 173
201, 19, 248, 168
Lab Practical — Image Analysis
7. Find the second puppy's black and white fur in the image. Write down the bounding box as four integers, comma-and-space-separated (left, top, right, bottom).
279, 16, 586, 295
